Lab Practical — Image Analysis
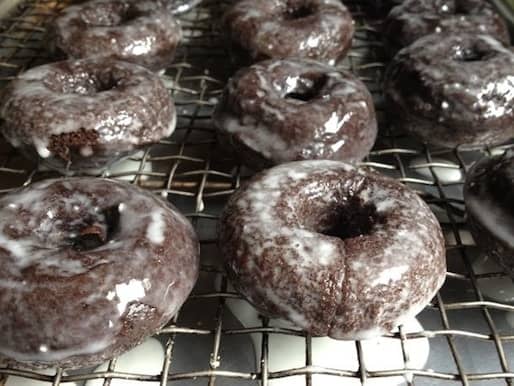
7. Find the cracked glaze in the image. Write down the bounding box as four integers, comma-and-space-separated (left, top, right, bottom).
52, 0, 182, 71
0, 58, 176, 172
219, 160, 446, 339
0, 178, 199, 369
383, 0, 510, 55
384, 34, 514, 148
223, 0, 354, 64
465, 151, 514, 277
213, 59, 377, 170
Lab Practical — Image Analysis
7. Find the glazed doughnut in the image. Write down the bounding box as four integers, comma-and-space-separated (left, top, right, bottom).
53, 0, 182, 71
213, 59, 377, 170
0, 58, 175, 173
464, 151, 514, 277
0, 178, 199, 368
219, 160, 446, 339
223, 0, 354, 64
384, 33, 514, 148
383, 0, 510, 55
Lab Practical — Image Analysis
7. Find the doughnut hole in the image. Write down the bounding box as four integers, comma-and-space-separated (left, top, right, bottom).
293, 181, 385, 240
34, 201, 121, 252
454, 0, 480, 14
453, 46, 490, 62
320, 197, 384, 239
283, 0, 318, 19
44, 69, 121, 95
283, 73, 328, 102
70, 205, 121, 251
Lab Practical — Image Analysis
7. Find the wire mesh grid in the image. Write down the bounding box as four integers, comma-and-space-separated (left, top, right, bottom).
1, 0, 514, 385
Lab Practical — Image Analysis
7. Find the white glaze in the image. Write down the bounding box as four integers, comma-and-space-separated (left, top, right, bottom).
146, 210, 165, 244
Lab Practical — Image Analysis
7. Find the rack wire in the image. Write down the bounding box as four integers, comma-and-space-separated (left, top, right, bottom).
0, 0, 514, 385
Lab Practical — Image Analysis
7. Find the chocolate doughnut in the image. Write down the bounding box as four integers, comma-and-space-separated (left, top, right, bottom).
223, 0, 354, 64
384, 33, 514, 148
53, 0, 182, 71
219, 160, 446, 339
0, 58, 175, 173
464, 151, 514, 277
383, 0, 510, 55
213, 59, 377, 170
0, 178, 199, 368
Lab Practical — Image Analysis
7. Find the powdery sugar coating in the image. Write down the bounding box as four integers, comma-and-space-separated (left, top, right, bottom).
219, 160, 446, 339
464, 152, 514, 276
53, 0, 182, 71
0, 178, 199, 369
383, 0, 510, 55
223, 0, 354, 64
213, 59, 377, 170
384, 33, 514, 148
0, 58, 176, 172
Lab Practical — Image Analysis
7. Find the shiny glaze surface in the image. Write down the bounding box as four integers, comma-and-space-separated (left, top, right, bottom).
53, 0, 182, 71
384, 34, 514, 148
223, 0, 354, 64
213, 59, 377, 170
383, 0, 510, 55
160, 0, 203, 14
219, 160, 446, 339
465, 151, 514, 276
0, 58, 175, 172
0, 178, 199, 368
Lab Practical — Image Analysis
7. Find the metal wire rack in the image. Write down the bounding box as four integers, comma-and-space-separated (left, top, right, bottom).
1, 0, 514, 385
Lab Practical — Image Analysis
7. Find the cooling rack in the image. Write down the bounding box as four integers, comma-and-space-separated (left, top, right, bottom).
1, 0, 514, 385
